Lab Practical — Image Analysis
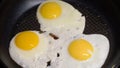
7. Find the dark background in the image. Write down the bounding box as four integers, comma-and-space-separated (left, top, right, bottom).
0, 0, 120, 68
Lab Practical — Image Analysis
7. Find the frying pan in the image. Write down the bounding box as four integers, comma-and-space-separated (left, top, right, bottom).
0, 0, 120, 68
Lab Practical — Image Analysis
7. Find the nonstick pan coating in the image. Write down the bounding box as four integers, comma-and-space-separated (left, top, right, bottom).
0, 0, 120, 68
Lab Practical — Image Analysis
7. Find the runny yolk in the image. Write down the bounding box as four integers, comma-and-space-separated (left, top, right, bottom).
40, 2, 62, 19
68, 39, 94, 61
15, 31, 39, 50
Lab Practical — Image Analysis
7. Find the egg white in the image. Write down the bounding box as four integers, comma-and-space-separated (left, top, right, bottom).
49, 34, 110, 68
37, 0, 85, 39
9, 31, 53, 68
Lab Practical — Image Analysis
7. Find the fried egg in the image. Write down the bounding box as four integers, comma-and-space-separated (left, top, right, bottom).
37, 0, 85, 38
50, 34, 109, 68
9, 31, 54, 68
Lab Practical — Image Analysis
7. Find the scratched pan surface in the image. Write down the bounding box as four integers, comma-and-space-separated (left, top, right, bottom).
0, 0, 120, 68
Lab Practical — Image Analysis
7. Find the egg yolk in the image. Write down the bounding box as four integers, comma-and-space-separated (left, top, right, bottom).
40, 2, 61, 19
68, 39, 94, 61
15, 31, 39, 50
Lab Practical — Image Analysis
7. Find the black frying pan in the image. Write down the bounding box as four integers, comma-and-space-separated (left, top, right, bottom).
0, 0, 120, 68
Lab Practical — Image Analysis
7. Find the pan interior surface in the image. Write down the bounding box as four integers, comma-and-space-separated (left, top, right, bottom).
0, 0, 116, 68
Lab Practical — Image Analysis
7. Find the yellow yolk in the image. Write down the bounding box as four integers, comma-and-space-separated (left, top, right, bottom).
15, 31, 39, 50
68, 39, 94, 61
40, 2, 61, 19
